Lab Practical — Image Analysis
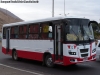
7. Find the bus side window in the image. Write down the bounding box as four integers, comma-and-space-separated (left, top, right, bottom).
33, 24, 39, 39
19, 26, 23, 39
48, 26, 52, 38
14, 26, 19, 39
28, 24, 39, 39
41, 22, 53, 39
19, 25, 28, 39
23, 25, 28, 39
3, 27, 6, 39
11, 26, 19, 39
48, 32, 52, 38
41, 23, 49, 39
11, 27, 14, 39
28, 25, 33, 39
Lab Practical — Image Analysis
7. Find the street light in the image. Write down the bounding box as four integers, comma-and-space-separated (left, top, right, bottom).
99, 19, 100, 23
52, 0, 54, 17
64, 0, 65, 16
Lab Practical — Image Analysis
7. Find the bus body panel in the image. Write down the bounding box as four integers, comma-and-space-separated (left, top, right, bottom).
62, 42, 96, 65
2, 39, 54, 61
2, 39, 96, 66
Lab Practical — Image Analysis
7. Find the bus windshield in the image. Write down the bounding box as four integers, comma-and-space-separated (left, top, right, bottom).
65, 18, 94, 41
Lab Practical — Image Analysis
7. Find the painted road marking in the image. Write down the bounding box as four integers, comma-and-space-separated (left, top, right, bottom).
0, 63, 44, 75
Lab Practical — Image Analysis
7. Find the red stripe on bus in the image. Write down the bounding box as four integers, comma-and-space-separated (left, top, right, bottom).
2, 47, 96, 66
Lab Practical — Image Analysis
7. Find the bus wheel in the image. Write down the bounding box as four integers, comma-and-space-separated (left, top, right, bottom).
12, 50, 18, 61
45, 55, 54, 67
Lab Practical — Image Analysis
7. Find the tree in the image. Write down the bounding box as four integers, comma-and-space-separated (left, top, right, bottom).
92, 23, 100, 39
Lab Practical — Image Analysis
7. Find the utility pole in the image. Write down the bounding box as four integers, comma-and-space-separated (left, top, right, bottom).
5, 3, 9, 23
52, 0, 54, 17
64, 0, 65, 16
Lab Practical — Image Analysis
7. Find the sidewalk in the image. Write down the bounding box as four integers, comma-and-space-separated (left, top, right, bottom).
0, 64, 41, 75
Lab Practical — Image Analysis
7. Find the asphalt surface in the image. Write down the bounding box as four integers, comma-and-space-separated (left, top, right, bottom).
0, 46, 100, 75
0, 64, 42, 75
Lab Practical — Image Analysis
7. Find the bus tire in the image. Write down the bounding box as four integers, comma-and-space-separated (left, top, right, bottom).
45, 55, 54, 67
12, 50, 18, 61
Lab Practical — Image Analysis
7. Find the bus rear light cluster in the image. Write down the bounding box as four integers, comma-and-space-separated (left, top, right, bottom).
69, 52, 76, 55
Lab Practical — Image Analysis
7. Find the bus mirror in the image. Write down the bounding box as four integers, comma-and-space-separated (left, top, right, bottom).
88, 21, 98, 25
88, 21, 98, 27
89, 21, 100, 39
88, 21, 100, 32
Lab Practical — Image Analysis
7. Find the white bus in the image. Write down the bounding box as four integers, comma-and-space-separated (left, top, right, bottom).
2, 17, 98, 67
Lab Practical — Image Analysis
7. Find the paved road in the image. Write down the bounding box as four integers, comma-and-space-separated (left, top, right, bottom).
0, 46, 100, 75
0, 64, 42, 75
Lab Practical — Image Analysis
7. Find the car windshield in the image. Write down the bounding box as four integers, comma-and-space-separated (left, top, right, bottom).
65, 18, 94, 41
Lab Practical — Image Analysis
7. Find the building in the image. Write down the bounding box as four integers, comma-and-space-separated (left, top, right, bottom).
0, 8, 23, 39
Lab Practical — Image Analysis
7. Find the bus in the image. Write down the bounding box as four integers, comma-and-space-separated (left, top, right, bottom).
2, 17, 98, 67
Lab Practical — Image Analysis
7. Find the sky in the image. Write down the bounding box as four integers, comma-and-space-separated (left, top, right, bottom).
0, 0, 100, 22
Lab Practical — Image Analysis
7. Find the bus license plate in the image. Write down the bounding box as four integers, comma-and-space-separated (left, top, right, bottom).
83, 57, 88, 61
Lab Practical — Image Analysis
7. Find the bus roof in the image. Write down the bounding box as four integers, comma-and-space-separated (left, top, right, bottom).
3, 16, 88, 27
